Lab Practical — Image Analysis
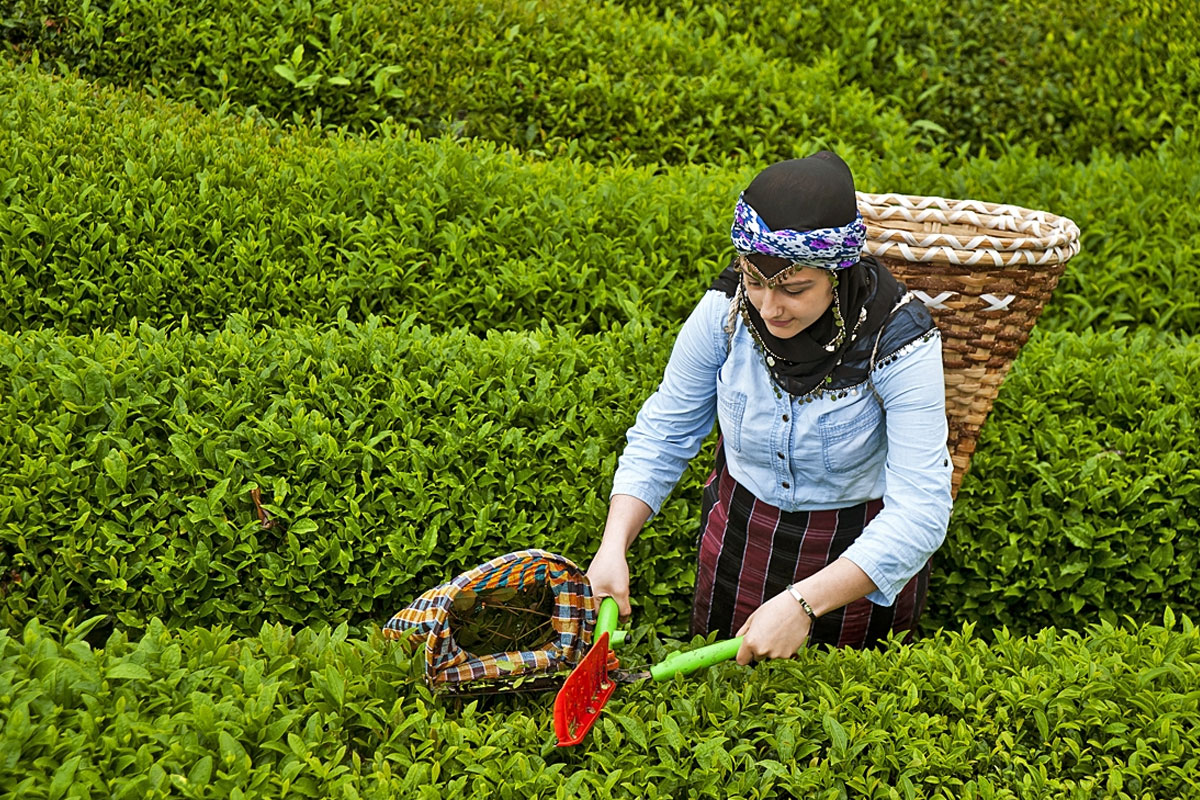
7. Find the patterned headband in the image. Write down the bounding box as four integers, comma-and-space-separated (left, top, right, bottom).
730, 193, 866, 271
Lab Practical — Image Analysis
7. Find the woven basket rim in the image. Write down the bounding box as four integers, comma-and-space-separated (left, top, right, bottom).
858, 191, 1081, 266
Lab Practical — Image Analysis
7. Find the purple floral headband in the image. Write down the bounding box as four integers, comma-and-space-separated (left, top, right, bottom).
730, 193, 866, 271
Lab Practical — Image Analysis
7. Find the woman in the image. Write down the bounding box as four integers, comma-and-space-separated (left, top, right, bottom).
586, 152, 953, 665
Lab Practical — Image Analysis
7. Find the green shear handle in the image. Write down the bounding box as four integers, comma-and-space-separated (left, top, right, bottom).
649, 637, 743, 680
596, 596, 744, 681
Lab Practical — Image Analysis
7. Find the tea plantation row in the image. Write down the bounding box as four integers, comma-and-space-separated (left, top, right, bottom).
2, 318, 1196, 640
3, 4, 1198, 794
4, 615, 1199, 799
616, 0, 1199, 164
0, 0, 918, 167
4, 0, 1194, 164
3, 60, 1199, 337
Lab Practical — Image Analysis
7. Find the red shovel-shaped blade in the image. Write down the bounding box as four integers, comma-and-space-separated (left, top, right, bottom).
553, 597, 619, 746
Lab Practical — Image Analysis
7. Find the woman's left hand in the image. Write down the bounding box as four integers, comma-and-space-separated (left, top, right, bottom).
734, 590, 812, 665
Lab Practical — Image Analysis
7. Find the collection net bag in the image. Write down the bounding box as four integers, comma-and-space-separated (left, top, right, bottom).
858, 192, 1081, 498
383, 549, 609, 692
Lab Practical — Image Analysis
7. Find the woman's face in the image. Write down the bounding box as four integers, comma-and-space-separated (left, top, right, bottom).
741, 256, 835, 339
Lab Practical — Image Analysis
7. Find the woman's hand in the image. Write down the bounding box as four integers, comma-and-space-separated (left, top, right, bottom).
734, 590, 812, 665
587, 494, 652, 620
585, 546, 633, 619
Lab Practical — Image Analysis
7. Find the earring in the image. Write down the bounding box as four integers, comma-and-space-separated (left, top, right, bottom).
824, 303, 846, 352
824, 274, 845, 352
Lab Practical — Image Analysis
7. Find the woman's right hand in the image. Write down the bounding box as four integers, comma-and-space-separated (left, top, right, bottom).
587, 494, 652, 620
585, 546, 633, 619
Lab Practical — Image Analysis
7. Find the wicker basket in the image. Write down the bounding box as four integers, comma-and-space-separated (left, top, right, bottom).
858, 192, 1081, 499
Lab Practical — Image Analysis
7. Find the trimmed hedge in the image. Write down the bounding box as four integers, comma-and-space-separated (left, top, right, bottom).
4, 61, 1200, 338
933, 327, 1200, 633
6, 0, 1195, 166
2, 319, 1197, 639
3, 615, 1200, 798
0, 58, 728, 337
0, 0, 919, 167
618, 0, 1200, 164
0, 317, 688, 636
0, 2, 1196, 794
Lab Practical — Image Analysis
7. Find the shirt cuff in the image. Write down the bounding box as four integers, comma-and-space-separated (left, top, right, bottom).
837, 547, 908, 607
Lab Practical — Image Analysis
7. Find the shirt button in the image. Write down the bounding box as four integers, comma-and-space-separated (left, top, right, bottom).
782, 414, 789, 422
782, 482, 790, 489
777, 452, 785, 459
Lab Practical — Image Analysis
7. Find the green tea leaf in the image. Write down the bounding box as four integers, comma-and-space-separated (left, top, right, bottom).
324, 664, 345, 706
170, 434, 200, 474
1033, 709, 1050, 741
103, 449, 128, 490
187, 755, 213, 788
208, 478, 230, 509
822, 715, 848, 754
219, 730, 248, 767
48, 756, 81, 800
107, 662, 152, 681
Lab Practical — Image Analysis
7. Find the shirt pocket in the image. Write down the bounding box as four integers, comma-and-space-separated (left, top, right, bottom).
818, 398, 885, 474
716, 382, 748, 453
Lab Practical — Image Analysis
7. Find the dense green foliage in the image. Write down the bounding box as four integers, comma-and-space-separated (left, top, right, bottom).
0, 0, 918, 166
2, 0, 1197, 792
617, 0, 1200, 164
935, 328, 1200, 633
3, 61, 1199, 339
5, 0, 1196, 166
5, 615, 1200, 798
2, 319, 1196, 639
0, 317, 700, 636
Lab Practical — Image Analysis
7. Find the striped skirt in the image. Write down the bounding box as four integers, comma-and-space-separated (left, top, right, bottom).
690, 443, 930, 649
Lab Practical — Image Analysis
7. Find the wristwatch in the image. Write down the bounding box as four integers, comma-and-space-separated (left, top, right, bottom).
786, 583, 817, 621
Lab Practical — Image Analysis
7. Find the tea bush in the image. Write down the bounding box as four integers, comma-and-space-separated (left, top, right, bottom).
617, 0, 1200, 164
2, 319, 1196, 640
3, 614, 1199, 798
930, 327, 1200, 633
0, 317, 682, 635
1, 0, 1197, 793
3, 61, 1200, 338
0, 0, 920, 166
6, 0, 1195, 167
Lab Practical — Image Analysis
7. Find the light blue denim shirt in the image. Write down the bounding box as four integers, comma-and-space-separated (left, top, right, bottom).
612, 289, 953, 606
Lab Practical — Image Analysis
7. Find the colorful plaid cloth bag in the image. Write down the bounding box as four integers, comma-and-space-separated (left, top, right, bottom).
384, 549, 610, 688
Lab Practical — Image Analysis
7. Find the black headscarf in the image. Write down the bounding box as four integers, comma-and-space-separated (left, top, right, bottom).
714, 152, 904, 398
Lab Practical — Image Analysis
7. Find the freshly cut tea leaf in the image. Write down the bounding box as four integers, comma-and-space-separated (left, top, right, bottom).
452, 589, 478, 612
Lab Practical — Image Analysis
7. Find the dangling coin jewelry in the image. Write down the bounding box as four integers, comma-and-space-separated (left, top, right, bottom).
824, 273, 846, 352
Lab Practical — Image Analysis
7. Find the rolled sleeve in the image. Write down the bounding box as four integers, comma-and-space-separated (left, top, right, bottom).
611, 291, 728, 516
839, 333, 954, 605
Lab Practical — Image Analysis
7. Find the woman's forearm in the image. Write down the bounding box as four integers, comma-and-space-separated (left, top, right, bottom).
790, 557, 879, 618
597, 494, 654, 554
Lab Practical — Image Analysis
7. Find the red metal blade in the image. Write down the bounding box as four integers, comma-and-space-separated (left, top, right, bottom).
553, 631, 617, 746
